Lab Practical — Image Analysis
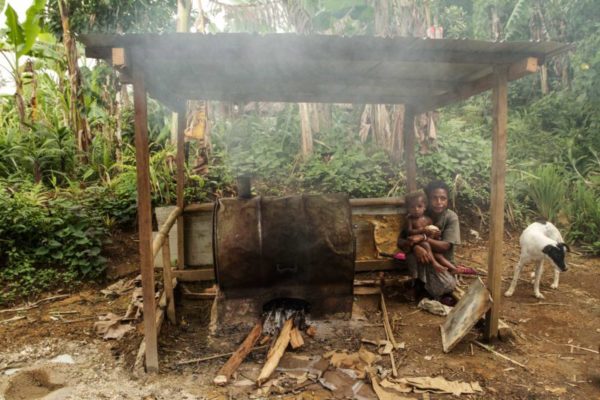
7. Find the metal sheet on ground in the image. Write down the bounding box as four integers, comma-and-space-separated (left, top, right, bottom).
440, 277, 492, 353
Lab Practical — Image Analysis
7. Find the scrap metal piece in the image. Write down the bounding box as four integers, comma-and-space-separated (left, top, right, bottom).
440, 278, 492, 353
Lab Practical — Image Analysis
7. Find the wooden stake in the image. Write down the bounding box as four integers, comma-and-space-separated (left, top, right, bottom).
161, 239, 176, 324
380, 293, 400, 377
132, 67, 158, 373
257, 318, 293, 385
214, 321, 263, 385
484, 65, 508, 341
380, 293, 400, 349
176, 107, 186, 269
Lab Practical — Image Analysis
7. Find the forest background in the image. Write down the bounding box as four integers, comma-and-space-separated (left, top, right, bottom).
0, 0, 598, 304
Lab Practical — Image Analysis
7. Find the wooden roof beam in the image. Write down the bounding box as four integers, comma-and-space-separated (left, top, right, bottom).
418, 57, 538, 112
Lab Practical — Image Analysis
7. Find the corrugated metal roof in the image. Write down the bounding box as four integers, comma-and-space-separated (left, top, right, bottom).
81, 33, 571, 110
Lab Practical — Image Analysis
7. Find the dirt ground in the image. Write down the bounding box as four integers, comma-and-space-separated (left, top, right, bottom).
0, 233, 599, 399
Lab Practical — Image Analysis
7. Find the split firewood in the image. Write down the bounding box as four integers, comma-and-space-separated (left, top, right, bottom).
214, 321, 263, 386
289, 327, 304, 349
257, 318, 293, 386
259, 335, 271, 346
306, 325, 317, 337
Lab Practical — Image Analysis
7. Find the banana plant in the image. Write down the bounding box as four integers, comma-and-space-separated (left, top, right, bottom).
1, 0, 46, 125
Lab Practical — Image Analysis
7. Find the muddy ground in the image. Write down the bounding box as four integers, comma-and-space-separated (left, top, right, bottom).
0, 232, 599, 399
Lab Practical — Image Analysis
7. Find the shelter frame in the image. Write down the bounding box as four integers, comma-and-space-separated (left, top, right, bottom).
83, 33, 570, 372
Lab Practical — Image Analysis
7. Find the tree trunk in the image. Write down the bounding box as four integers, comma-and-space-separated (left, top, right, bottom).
491, 6, 501, 40
390, 105, 404, 164
540, 64, 549, 95
299, 103, 313, 157
58, 0, 90, 161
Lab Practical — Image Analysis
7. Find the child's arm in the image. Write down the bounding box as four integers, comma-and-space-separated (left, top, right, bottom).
406, 218, 426, 236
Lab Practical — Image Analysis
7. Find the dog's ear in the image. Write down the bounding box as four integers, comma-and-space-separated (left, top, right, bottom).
542, 245, 554, 256
558, 242, 571, 252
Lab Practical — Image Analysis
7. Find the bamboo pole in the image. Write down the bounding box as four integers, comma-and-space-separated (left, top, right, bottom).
484, 66, 508, 341
152, 206, 182, 258
132, 65, 159, 373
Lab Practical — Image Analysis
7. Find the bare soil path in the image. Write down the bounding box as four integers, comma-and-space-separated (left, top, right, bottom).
0, 238, 598, 399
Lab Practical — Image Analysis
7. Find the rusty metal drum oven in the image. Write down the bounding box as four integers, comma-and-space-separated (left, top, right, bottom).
211, 193, 355, 332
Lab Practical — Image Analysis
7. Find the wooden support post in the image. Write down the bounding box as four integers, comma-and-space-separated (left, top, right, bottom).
484, 66, 508, 341
176, 107, 186, 269
132, 68, 159, 372
403, 105, 417, 192
161, 239, 176, 325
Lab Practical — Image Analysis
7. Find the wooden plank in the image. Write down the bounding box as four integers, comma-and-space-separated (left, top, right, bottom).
421, 57, 538, 112
349, 197, 404, 207
184, 203, 215, 213
403, 105, 417, 192
161, 240, 176, 324
176, 108, 186, 269
484, 66, 508, 341
355, 259, 396, 272
441, 278, 493, 353
132, 68, 159, 373
152, 206, 182, 258
111, 47, 126, 67
172, 268, 215, 281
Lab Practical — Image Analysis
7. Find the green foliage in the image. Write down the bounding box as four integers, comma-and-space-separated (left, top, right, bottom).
0, 181, 107, 303
211, 110, 299, 195
300, 131, 393, 198
504, 0, 530, 40
523, 165, 567, 222
416, 114, 492, 206
45, 0, 176, 35
567, 181, 600, 253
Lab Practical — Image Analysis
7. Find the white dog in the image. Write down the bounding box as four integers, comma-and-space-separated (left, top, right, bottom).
504, 221, 569, 299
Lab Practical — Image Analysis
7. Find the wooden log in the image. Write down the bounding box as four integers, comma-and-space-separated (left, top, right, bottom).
214, 321, 263, 386
257, 318, 293, 385
485, 65, 508, 341
176, 108, 186, 269
161, 240, 176, 324
172, 268, 215, 282
289, 327, 304, 349
152, 206, 182, 258
132, 67, 158, 373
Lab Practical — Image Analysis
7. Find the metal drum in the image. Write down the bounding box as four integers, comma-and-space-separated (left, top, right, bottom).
213, 193, 355, 317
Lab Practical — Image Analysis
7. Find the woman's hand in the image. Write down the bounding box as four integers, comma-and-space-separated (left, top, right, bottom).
413, 245, 434, 264
424, 226, 441, 239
